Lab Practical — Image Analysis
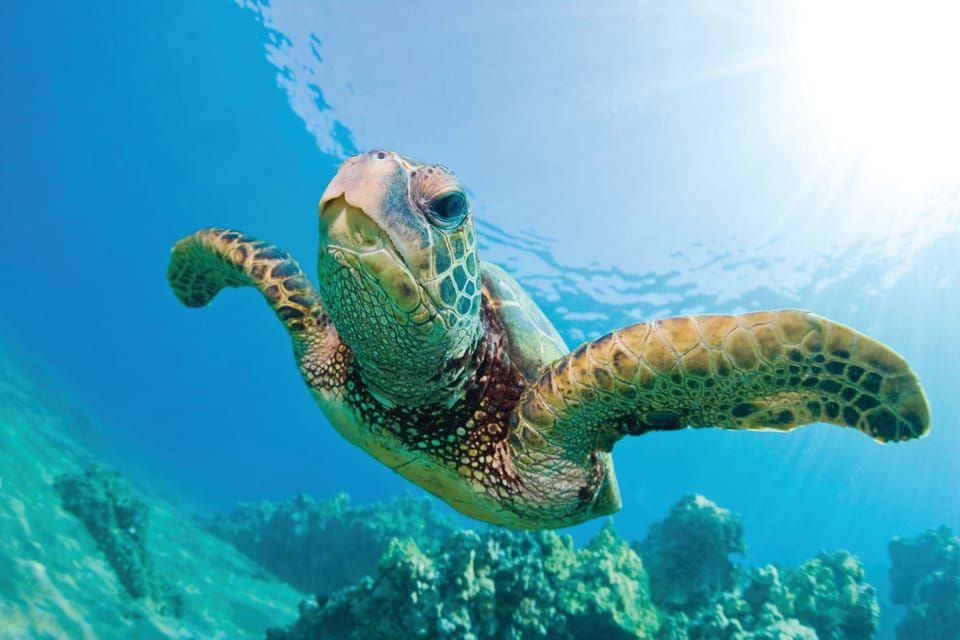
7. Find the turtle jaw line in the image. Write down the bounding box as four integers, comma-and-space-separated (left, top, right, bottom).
319, 197, 422, 289
322, 239, 443, 326
319, 196, 473, 332
319, 198, 447, 330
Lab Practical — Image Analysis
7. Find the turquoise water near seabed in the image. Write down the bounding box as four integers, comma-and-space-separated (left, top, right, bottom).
1, 0, 958, 628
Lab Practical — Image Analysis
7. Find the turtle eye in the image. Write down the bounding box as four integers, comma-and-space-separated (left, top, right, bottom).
427, 192, 468, 229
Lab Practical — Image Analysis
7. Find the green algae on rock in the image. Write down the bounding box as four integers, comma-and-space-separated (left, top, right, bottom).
563, 521, 659, 639
652, 552, 879, 640
54, 465, 182, 617
639, 496, 877, 640
889, 525, 960, 640
267, 523, 660, 640
635, 494, 746, 611
656, 563, 821, 639
211, 491, 460, 596
257, 491, 893, 640
786, 550, 879, 640
657, 600, 818, 640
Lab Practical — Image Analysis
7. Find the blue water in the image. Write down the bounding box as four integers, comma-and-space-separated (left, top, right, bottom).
2, 0, 958, 583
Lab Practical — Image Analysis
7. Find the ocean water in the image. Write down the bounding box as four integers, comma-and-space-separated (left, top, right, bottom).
1, 1, 958, 638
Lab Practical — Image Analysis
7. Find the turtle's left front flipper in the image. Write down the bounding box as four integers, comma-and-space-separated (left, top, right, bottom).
514, 310, 929, 456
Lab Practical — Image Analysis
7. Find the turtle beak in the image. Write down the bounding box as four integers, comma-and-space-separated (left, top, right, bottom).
318, 192, 341, 236
318, 196, 384, 253
318, 184, 346, 216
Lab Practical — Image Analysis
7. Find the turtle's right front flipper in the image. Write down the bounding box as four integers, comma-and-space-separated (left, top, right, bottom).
168, 228, 346, 393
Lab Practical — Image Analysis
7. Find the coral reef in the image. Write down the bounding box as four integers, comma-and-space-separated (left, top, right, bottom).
266, 522, 660, 640
260, 492, 888, 640
211, 491, 460, 595
631, 493, 879, 639
563, 522, 659, 639
786, 550, 879, 639
656, 564, 816, 639
657, 558, 879, 639
635, 494, 746, 611
888, 524, 960, 640
654, 554, 880, 639
53, 465, 182, 617
658, 602, 818, 640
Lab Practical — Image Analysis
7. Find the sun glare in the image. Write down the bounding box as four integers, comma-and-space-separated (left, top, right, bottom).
792, 0, 960, 192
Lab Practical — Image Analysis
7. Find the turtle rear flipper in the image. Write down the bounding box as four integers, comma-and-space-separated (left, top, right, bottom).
515, 310, 930, 457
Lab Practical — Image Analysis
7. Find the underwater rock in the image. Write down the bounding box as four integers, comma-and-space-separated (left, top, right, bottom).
888, 525, 960, 640
53, 464, 182, 617
657, 602, 818, 640
785, 550, 879, 640
741, 565, 794, 617
635, 494, 746, 611
636, 497, 877, 640
267, 522, 660, 640
656, 565, 817, 639
211, 491, 460, 596
238, 491, 888, 639
562, 521, 659, 639
654, 551, 879, 640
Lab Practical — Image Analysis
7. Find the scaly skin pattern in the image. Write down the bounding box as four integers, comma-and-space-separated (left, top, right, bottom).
167, 228, 346, 387
317, 152, 484, 407
509, 310, 929, 526
168, 150, 931, 529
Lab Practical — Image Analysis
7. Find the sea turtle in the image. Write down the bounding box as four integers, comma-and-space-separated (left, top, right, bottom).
168, 150, 930, 529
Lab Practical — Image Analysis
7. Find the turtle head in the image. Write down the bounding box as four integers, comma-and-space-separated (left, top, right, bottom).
317, 150, 483, 406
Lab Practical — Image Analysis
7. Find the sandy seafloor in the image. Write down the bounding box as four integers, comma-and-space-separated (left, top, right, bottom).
0, 346, 304, 638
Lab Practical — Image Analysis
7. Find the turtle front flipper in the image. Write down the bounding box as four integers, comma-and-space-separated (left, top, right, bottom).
168, 227, 324, 332
515, 310, 930, 456
168, 228, 345, 394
